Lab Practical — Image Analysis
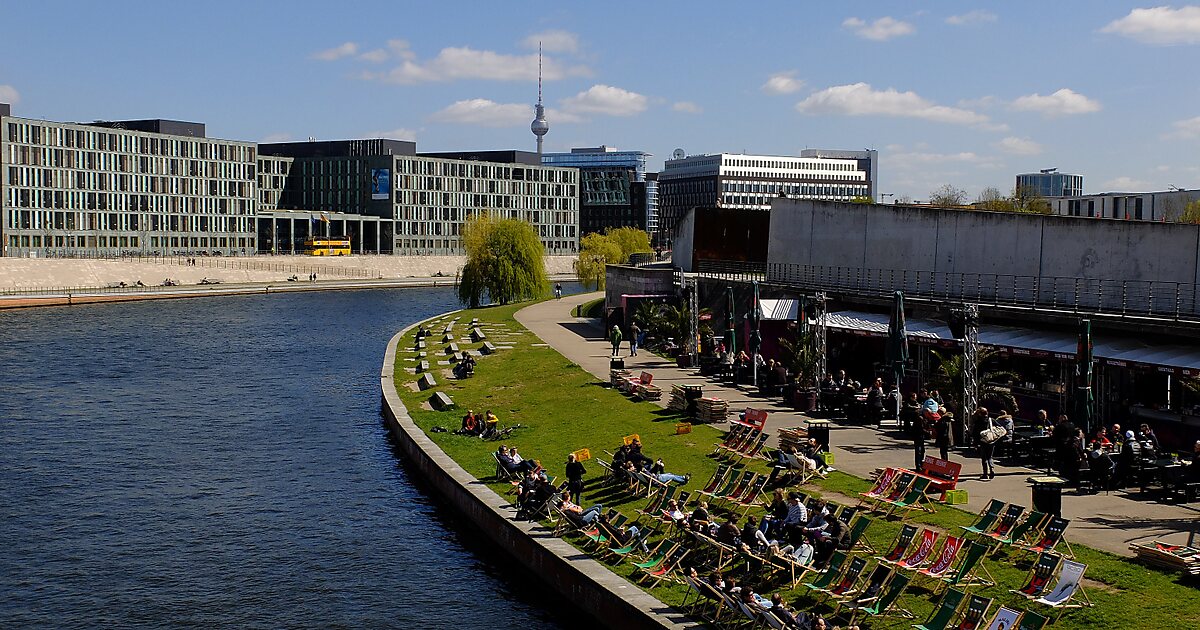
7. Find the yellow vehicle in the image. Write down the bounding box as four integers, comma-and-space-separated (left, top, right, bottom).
303, 237, 351, 256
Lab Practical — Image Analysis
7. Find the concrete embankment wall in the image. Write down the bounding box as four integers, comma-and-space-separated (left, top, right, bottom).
379, 320, 690, 630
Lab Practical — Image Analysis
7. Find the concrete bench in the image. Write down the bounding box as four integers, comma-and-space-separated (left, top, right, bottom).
445, 343, 460, 355
418, 373, 437, 390
417, 340, 426, 350
429, 391, 455, 410
470, 318, 479, 325
442, 333, 454, 343
417, 351, 427, 358
471, 328, 487, 342
416, 360, 430, 373
481, 341, 498, 355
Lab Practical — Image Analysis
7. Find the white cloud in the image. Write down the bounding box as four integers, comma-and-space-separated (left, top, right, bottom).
359, 49, 389, 63
362, 47, 589, 84
842, 16, 916, 41
365, 127, 418, 141
561, 84, 648, 117
522, 30, 579, 54
762, 71, 805, 95
1010, 88, 1101, 116
387, 39, 417, 61
0, 84, 19, 104
428, 99, 531, 127
260, 132, 293, 143
994, 136, 1044, 155
946, 10, 997, 26
796, 82, 990, 126
889, 151, 983, 165
312, 42, 358, 61
672, 101, 702, 114
1101, 6, 1200, 44
1171, 115, 1200, 138
957, 95, 999, 109
1101, 176, 1153, 191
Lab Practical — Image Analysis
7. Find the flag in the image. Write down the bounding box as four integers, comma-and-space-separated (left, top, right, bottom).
320, 213, 330, 223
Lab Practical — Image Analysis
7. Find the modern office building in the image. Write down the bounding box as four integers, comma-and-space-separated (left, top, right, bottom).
1050, 188, 1200, 221
541, 146, 657, 237
656, 149, 876, 242
2, 107, 257, 257
1016, 168, 1083, 198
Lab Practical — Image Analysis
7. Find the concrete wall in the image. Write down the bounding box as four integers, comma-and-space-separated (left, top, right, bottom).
605, 265, 676, 313
379, 322, 689, 630
767, 200, 1200, 314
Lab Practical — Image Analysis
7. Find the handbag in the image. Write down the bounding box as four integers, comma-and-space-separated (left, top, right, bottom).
979, 417, 1006, 444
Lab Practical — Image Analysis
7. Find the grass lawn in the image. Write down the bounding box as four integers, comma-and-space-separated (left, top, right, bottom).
392, 300, 1200, 629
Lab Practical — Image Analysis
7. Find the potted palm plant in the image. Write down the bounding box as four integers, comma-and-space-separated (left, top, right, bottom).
778, 328, 820, 412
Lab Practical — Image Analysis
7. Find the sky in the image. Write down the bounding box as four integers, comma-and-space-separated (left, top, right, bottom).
2, 1, 1199, 201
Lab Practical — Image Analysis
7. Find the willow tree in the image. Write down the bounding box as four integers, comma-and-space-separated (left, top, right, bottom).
575, 227, 652, 290
458, 215, 547, 307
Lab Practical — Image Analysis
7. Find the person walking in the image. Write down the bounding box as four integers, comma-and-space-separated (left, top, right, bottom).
973, 407, 998, 480
910, 401, 928, 470
609, 324, 623, 357
629, 322, 641, 356
554, 282, 562, 299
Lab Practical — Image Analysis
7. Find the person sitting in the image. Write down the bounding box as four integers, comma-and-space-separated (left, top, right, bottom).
482, 410, 499, 438
661, 498, 686, 523
559, 491, 604, 527
1087, 442, 1116, 491
453, 354, 475, 379
497, 445, 536, 475
626, 439, 651, 468
801, 438, 829, 475
510, 446, 535, 472
779, 492, 809, 533
460, 409, 481, 435
1092, 427, 1111, 448
741, 516, 762, 549
1139, 423, 1160, 455
688, 501, 712, 531
716, 518, 742, 546
801, 501, 830, 543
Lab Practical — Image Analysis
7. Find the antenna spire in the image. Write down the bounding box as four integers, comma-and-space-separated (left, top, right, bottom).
538, 43, 543, 104
530, 41, 549, 156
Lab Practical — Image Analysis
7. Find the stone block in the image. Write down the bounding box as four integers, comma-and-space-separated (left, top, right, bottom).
445, 343, 460, 355
417, 360, 430, 373
481, 341, 498, 355
470, 328, 487, 342
429, 391, 455, 411
418, 373, 437, 390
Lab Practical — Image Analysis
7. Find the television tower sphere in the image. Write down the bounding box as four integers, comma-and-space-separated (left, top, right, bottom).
531, 104, 549, 137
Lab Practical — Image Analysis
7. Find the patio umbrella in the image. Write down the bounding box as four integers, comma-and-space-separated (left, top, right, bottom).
750, 281, 762, 386
1074, 318, 1095, 436
887, 290, 910, 393
725, 286, 736, 359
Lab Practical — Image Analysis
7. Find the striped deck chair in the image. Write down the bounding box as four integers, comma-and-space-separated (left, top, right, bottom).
737, 432, 771, 460
960, 499, 1006, 536
878, 524, 920, 564
884, 476, 935, 516
974, 503, 1024, 539
914, 587, 965, 630
1033, 559, 1093, 610
1018, 516, 1073, 559
830, 563, 891, 604
734, 477, 769, 514
803, 550, 848, 592
605, 526, 651, 563
720, 427, 758, 455
950, 594, 993, 630
857, 467, 900, 506
846, 514, 876, 553
868, 472, 916, 512
993, 510, 1048, 548
700, 469, 746, 501
769, 546, 814, 588
916, 535, 965, 582
1010, 552, 1062, 599
699, 463, 732, 495
842, 570, 914, 623
638, 486, 674, 518
636, 546, 689, 584
631, 541, 679, 572
814, 555, 868, 597
715, 471, 758, 508
893, 529, 940, 571
1016, 610, 1049, 630
941, 540, 995, 589
711, 425, 749, 455
594, 458, 614, 484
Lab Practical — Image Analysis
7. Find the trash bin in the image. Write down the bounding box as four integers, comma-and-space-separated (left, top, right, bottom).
610, 358, 625, 370
1027, 475, 1066, 516
807, 419, 831, 451
682, 385, 704, 417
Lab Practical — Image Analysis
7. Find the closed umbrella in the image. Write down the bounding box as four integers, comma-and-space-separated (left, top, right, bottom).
887, 291, 910, 393
726, 286, 736, 359
1074, 319, 1095, 437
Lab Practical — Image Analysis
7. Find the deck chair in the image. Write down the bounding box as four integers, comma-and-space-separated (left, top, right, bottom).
494, 452, 519, 481
738, 432, 771, 460
716, 471, 758, 508
941, 540, 995, 589
960, 499, 1006, 536
700, 463, 732, 494
982, 606, 1022, 630
858, 467, 901, 506
701, 469, 748, 501
734, 477, 769, 513
869, 472, 916, 511
993, 510, 1048, 548
894, 529, 941, 570
914, 587, 965, 630
846, 514, 876, 553
1010, 552, 1061, 599
951, 594, 993, 630
1033, 559, 1092, 610
831, 563, 891, 604
712, 425, 748, 455
769, 546, 814, 588
885, 476, 936, 516
815, 555, 868, 598
594, 458, 613, 483
720, 427, 757, 455
843, 571, 914, 623
916, 535, 965, 582
803, 550, 849, 592
975, 503, 1025, 539
605, 526, 652, 562
1015, 610, 1049, 630
637, 546, 689, 584
1019, 516, 1073, 559
631, 541, 678, 572
638, 486, 674, 520
879, 524, 920, 563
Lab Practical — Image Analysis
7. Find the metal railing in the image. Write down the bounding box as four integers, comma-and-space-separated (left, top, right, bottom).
695, 259, 767, 282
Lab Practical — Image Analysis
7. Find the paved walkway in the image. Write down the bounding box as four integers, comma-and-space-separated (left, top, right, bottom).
516, 292, 1200, 558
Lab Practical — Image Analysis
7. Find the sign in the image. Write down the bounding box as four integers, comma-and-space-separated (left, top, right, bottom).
572, 448, 591, 462
370, 168, 391, 200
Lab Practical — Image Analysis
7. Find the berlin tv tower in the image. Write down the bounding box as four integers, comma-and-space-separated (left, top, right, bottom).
530, 43, 549, 156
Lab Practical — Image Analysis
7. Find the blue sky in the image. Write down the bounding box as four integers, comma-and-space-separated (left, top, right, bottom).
2, 1, 1199, 200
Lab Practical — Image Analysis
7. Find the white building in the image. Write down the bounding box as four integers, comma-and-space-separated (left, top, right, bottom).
1051, 188, 1200, 221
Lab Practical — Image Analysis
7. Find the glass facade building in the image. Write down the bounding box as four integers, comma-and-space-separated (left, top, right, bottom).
541, 146, 655, 238
1016, 171, 1084, 198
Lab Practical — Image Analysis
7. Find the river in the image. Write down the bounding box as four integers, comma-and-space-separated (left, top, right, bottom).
0, 286, 584, 628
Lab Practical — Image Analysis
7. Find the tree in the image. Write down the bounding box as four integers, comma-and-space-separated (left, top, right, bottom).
574, 227, 652, 290
850, 195, 875, 204
929, 184, 968, 207
1179, 200, 1200, 224
457, 215, 547, 307
1009, 185, 1052, 215
975, 187, 1009, 212
927, 348, 1021, 417
605, 226, 652, 263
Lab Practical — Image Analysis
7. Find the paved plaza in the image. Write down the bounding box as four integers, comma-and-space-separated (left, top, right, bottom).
516, 292, 1200, 559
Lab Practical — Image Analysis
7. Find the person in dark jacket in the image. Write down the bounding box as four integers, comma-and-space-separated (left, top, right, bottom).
565, 453, 586, 504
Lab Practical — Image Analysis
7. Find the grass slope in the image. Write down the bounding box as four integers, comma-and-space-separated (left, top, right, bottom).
392, 301, 1200, 629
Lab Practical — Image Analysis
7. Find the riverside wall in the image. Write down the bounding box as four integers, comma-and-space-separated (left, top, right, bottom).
379, 319, 692, 630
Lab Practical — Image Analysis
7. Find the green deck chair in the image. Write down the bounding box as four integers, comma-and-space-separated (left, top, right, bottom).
847, 514, 876, 553
1016, 609, 1049, 630
803, 550, 848, 592
960, 499, 1006, 535
995, 510, 1047, 547
845, 571, 913, 623
886, 476, 935, 515
914, 587, 965, 630
942, 540, 995, 588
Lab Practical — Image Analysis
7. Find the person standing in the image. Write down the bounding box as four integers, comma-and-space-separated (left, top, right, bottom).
973, 407, 997, 480
609, 325, 623, 357
934, 408, 954, 461
910, 402, 928, 470
629, 321, 641, 356
554, 282, 562, 299
565, 453, 586, 504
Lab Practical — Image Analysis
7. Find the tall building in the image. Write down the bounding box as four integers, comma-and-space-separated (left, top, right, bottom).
541, 146, 656, 237
2, 110, 257, 257
656, 149, 876, 242
1016, 168, 1083, 197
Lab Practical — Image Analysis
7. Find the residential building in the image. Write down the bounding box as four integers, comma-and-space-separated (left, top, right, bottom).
1051, 188, 1200, 221
656, 149, 876, 242
1016, 169, 1084, 198
541, 146, 657, 237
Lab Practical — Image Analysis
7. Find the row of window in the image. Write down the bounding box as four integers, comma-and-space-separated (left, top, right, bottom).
395, 158, 577, 184
6, 234, 254, 251
5, 121, 255, 162
5, 145, 256, 181
6, 188, 253, 214
7, 167, 253, 199
395, 174, 576, 198
5, 208, 254, 233
724, 157, 857, 171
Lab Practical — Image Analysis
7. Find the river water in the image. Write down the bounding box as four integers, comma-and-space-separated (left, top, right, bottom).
0, 287, 582, 629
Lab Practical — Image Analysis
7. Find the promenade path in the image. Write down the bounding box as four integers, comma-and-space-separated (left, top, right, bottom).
517, 291, 1200, 559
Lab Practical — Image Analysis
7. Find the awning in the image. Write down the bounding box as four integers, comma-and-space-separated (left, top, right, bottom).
826, 309, 1200, 373
758, 298, 799, 321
